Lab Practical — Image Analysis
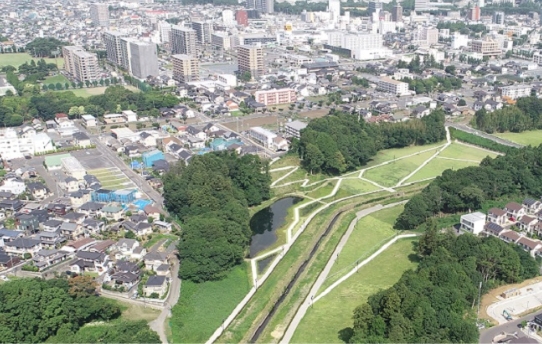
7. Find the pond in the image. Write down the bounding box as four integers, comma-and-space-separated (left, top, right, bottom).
249, 197, 303, 258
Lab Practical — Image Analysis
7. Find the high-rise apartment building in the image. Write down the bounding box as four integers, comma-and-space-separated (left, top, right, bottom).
90, 3, 109, 27
103, 31, 125, 65
236, 10, 248, 26
158, 21, 172, 43
471, 38, 501, 56
368, 1, 383, 14
63, 46, 100, 82
172, 54, 199, 82
128, 40, 159, 79
392, 4, 403, 22
328, 0, 341, 22
191, 21, 213, 44
468, 6, 481, 21
170, 26, 197, 55
493, 11, 505, 24
237, 45, 264, 79
414, 0, 432, 11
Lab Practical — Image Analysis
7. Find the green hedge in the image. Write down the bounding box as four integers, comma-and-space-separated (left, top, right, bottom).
449, 127, 516, 154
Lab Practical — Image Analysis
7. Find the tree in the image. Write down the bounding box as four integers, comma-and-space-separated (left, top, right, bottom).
124, 230, 135, 239
304, 143, 324, 174
55, 82, 63, 90
68, 275, 97, 298
239, 71, 251, 82
458, 98, 467, 106
23, 252, 31, 260
65, 82, 70, 90
445, 65, 456, 75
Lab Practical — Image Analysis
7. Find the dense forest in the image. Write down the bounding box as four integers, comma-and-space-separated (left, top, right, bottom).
395, 144, 542, 230
473, 97, 542, 134
350, 230, 539, 343
163, 152, 271, 282
293, 110, 446, 175
0, 277, 159, 343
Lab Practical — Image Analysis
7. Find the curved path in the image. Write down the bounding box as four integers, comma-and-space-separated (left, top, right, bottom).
280, 202, 414, 344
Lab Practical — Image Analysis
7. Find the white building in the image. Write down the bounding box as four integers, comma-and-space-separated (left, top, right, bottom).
82, 115, 97, 127
0, 128, 53, 160
498, 85, 532, 99
218, 74, 237, 87
329, 0, 341, 23
460, 212, 486, 235
248, 127, 277, 148
285, 120, 307, 139
61, 157, 86, 180
326, 32, 389, 60
0, 177, 26, 195
451, 33, 469, 49
122, 110, 138, 122
377, 77, 409, 96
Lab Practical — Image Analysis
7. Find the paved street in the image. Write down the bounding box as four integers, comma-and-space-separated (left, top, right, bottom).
479, 314, 535, 343
149, 260, 181, 344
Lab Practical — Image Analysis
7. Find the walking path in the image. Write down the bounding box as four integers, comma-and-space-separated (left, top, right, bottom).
280, 202, 411, 344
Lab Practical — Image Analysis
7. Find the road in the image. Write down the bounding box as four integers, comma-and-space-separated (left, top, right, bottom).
280, 202, 410, 344
479, 314, 535, 343
149, 259, 181, 344
446, 123, 524, 149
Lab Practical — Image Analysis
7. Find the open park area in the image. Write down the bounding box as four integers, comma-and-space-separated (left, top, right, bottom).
495, 130, 542, 147
0, 52, 64, 69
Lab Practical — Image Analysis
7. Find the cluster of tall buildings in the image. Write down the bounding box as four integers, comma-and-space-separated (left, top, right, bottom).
103, 31, 159, 80
62, 46, 100, 82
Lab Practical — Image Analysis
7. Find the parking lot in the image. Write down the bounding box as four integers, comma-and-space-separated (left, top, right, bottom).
487, 281, 542, 324
71, 149, 113, 170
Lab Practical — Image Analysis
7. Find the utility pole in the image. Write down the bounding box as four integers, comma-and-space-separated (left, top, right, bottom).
476, 281, 482, 325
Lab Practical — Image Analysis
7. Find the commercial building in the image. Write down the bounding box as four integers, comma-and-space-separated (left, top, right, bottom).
103, 31, 125, 66
392, 4, 403, 22
61, 156, 86, 180
192, 21, 213, 44
471, 38, 501, 56
248, 127, 277, 148
498, 85, 532, 99
251, 0, 274, 14
170, 26, 197, 55
236, 10, 248, 26
238, 45, 264, 79
493, 11, 505, 24
90, 3, 109, 27
460, 212, 486, 235
127, 40, 159, 79
255, 88, 297, 106
240, 34, 277, 46
326, 32, 386, 60
415, 27, 439, 46
468, 6, 481, 21
451, 33, 469, 49
172, 54, 200, 83
377, 77, 409, 96
285, 120, 307, 139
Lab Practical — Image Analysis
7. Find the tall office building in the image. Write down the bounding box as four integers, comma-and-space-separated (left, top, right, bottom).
172, 54, 199, 82
90, 3, 109, 27
468, 6, 481, 21
237, 45, 264, 79
103, 31, 125, 65
62, 46, 99, 82
392, 4, 403, 22
493, 11, 505, 24
192, 21, 213, 44
329, 0, 341, 22
128, 40, 159, 79
368, 1, 383, 15
236, 9, 248, 26
170, 26, 197, 55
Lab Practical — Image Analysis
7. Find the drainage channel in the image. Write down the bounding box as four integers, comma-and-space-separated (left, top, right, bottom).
249, 211, 344, 343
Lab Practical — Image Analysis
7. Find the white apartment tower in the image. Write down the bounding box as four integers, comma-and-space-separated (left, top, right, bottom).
128, 40, 159, 79
191, 21, 213, 44
90, 3, 110, 27
237, 45, 264, 79
158, 21, 172, 43
170, 26, 197, 55
329, 0, 341, 22
63, 46, 99, 82
172, 54, 200, 83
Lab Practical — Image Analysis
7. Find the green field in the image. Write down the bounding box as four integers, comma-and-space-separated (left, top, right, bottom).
364, 142, 445, 168
270, 168, 295, 183
90, 168, 134, 190
405, 157, 478, 183
0, 53, 64, 69
322, 205, 403, 290
306, 180, 336, 199
438, 143, 498, 161
43, 74, 69, 85
271, 155, 301, 169
494, 130, 542, 147
291, 238, 418, 343
168, 264, 251, 343
363, 149, 438, 187
337, 178, 381, 197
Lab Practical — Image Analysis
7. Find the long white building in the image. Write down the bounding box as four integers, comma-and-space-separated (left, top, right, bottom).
0, 128, 54, 160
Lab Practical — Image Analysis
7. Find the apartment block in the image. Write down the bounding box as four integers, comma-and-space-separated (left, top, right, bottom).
63, 46, 84, 77
236, 10, 248, 26
471, 38, 501, 56
248, 127, 277, 148
158, 21, 172, 43
377, 77, 409, 96
392, 4, 403, 22
103, 31, 125, 66
0, 128, 54, 160
192, 21, 213, 44
128, 40, 159, 79
90, 3, 109, 27
170, 26, 197, 55
498, 85, 532, 99
63, 46, 99, 82
468, 6, 481, 21
172, 54, 199, 83
255, 88, 297, 106
211, 32, 231, 51
237, 45, 264, 79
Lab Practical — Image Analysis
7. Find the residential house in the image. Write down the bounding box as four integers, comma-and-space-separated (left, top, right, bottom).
523, 198, 542, 214
144, 205, 161, 222
100, 206, 124, 221
42, 219, 63, 232
488, 208, 507, 225
82, 219, 105, 235
16, 213, 40, 233
79, 202, 105, 216
60, 222, 83, 240
70, 250, 110, 274
460, 212, 486, 235
123, 221, 152, 237
32, 249, 71, 270
63, 177, 80, 193
0, 177, 26, 195
518, 216, 538, 232
186, 126, 207, 140
155, 264, 171, 277
106, 260, 141, 289
411, 106, 430, 118
88, 239, 116, 253
144, 251, 167, 271
46, 203, 67, 216
143, 275, 167, 298
140, 132, 157, 147
499, 230, 521, 244
33, 230, 66, 249
73, 132, 92, 148
517, 237, 542, 257
62, 212, 86, 224
4, 238, 43, 257
484, 222, 505, 237
0, 229, 25, 243
505, 202, 525, 221
114, 238, 141, 259
26, 182, 49, 200
0, 253, 20, 269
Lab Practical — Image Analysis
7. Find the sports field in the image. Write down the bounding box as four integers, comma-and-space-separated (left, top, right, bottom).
0, 53, 64, 69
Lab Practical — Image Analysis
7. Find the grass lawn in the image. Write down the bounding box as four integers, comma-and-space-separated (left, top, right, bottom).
338, 178, 381, 197
144, 233, 178, 249
270, 155, 301, 169
0, 53, 64, 69
363, 149, 438, 187
494, 130, 542, 147
270, 168, 295, 184
291, 238, 419, 343
405, 158, 478, 183
168, 264, 251, 343
306, 180, 337, 199
322, 205, 403, 291
364, 142, 445, 168
230, 110, 243, 117
43, 74, 69, 85
117, 301, 161, 322
438, 143, 498, 161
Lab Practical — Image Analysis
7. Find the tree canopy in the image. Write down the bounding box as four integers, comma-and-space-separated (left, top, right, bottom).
350, 231, 538, 343
0, 277, 159, 343
163, 152, 271, 282
473, 97, 542, 134
294, 110, 446, 175
26, 37, 67, 57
